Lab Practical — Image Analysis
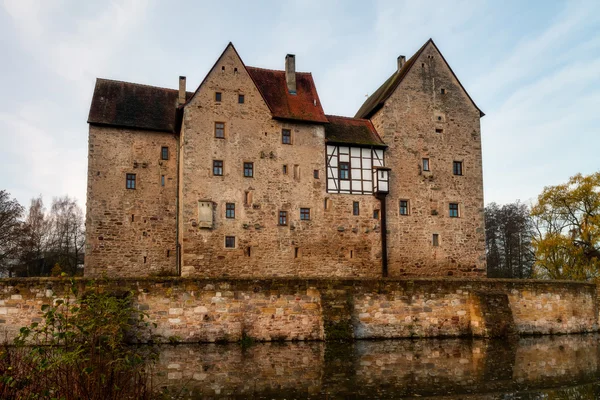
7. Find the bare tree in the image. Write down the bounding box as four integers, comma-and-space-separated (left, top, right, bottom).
18, 196, 52, 276
46, 196, 85, 275
0, 190, 24, 276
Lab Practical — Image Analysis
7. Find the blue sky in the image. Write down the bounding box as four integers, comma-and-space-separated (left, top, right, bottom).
1, 0, 599, 210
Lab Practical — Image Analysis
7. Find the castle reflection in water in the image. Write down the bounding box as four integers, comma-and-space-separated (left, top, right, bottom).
152, 334, 600, 399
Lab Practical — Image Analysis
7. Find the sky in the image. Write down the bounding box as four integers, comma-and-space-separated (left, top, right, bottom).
1, 0, 599, 211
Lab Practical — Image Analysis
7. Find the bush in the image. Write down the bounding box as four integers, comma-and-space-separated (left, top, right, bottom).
0, 279, 162, 399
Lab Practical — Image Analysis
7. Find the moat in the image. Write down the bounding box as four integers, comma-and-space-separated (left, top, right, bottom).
152, 334, 600, 399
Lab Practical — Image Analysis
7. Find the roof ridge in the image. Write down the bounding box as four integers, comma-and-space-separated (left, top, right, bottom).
96, 78, 180, 92
246, 66, 312, 75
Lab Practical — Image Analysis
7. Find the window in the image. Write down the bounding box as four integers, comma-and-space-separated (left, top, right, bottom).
283, 165, 288, 174
225, 236, 235, 248
399, 200, 409, 215
339, 162, 350, 180
453, 161, 463, 176
294, 247, 300, 258
238, 94, 245, 104
215, 92, 222, 102
432, 234, 439, 247
293, 165, 300, 180
324, 198, 331, 211
435, 128, 443, 134
449, 203, 459, 218
422, 158, 430, 171
353, 201, 359, 216
161, 175, 165, 186
126, 173, 136, 189
244, 191, 253, 205
313, 169, 319, 179
244, 162, 254, 177
279, 211, 288, 226
440, 88, 446, 94
282, 129, 291, 144
226, 203, 235, 219
213, 160, 223, 176
373, 209, 380, 219
215, 122, 225, 138
300, 208, 310, 220
161, 146, 169, 160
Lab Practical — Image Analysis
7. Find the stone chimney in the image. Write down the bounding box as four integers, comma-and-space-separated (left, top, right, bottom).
285, 54, 296, 94
397, 55, 406, 72
178, 76, 186, 105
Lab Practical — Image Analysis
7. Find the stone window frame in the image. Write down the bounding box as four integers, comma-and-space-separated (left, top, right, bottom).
449, 203, 460, 218
300, 208, 310, 221
225, 203, 235, 219
225, 236, 236, 249
215, 122, 225, 139
213, 160, 223, 176
161, 146, 169, 160
238, 94, 245, 104
215, 92, 222, 102
422, 157, 430, 172
432, 233, 440, 246
278, 211, 288, 226
453, 161, 463, 176
243, 162, 254, 178
399, 199, 410, 216
126, 173, 136, 190
353, 201, 359, 216
282, 129, 292, 145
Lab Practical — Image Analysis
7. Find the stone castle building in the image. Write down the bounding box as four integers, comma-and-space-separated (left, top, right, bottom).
85, 39, 486, 278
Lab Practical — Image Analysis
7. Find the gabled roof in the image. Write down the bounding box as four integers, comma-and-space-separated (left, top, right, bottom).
88, 78, 192, 132
246, 67, 328, 124
355, 39, 484, 119
325, 115, 386, 148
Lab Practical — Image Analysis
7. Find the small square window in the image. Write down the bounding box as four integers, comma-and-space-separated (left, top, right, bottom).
126, 173, 136, 189
449, 203, 459, 218
453, 161, 463, 176
279, 211, 288, 226
300, 208, 310, 221
373, 209, 380, 219
244, 162, 254, 177
339, 162, 350, 180
213, 160, 223, 176
282, 129, 291, 144
215, 122, 225, 138
422, 158, 430, 172
433, 233, 439, 247
313, 169, 319, 179
215, 92, 222, 102
440, 88, 446, 94
238, 94, 245, 104
353, 201, 359, 216
400, 200, 409, 215
226, 203, 235, 219
225, 236, 235, 248
161, 146, 169, 160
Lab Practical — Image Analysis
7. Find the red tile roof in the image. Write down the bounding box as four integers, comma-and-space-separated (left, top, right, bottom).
88, 78, 192, 132
325, 115, 386, 148
246, 67, 328, 124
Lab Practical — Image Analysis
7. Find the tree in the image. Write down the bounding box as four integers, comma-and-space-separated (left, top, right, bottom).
0, 190, 24, 276
531, 172, 600, 280
18, 196, 51, 276
46, 196, 85, 275
485, 201, 534, 279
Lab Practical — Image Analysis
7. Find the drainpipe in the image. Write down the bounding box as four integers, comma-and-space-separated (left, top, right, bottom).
377, 193, 388, 277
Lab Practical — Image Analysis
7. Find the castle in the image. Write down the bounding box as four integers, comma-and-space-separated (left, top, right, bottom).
85, 39, 486, 278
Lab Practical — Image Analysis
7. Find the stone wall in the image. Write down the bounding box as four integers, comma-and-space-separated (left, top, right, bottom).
370, 41, 486, 277
85, 126, 178, 276
0, 277, 596, 343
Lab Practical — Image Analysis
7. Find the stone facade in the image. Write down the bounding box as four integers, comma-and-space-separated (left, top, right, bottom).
85, 39, 486, 278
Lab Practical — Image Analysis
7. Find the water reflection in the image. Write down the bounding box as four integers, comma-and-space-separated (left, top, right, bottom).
153, 334, 600, 399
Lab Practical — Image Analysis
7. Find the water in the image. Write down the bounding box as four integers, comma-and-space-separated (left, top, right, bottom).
152, 334, 600, 399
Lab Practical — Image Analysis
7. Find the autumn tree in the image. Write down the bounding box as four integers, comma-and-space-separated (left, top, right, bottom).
531, 172, 600, 280
485, 201, 534, 278
0, 190, 24, 276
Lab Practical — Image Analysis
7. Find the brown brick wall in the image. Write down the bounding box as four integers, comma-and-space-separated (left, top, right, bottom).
372, 42, 486, 277
85, 126, 178, 277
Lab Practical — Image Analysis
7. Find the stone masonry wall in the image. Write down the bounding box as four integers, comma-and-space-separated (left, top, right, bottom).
179, 45, 382, 278
0, 277, 596, 343
85, 126, 178, 277
370, 42, 486, 277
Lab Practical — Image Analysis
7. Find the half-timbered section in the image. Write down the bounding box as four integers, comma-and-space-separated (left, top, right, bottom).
324, 115, 386, 194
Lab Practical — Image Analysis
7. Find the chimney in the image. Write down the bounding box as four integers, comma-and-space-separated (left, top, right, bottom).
397, 55, 406, 72
178, 76, 186, 105
285, 54, 296, 94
